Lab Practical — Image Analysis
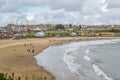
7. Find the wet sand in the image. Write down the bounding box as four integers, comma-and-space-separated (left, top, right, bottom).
0, 37, 119, 80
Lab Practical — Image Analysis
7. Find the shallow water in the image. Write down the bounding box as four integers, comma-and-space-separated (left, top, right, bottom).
35, 39, 120, 80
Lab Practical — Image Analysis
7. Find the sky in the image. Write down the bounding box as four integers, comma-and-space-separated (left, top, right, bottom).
0, 0, 120, 26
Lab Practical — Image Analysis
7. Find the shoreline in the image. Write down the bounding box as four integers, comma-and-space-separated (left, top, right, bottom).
0, 37, 119, 80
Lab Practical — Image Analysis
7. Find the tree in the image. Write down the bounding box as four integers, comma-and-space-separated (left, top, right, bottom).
69, 24, 72, 28
47, 26, 56, 31
79, 25, 82, 30
55, 24, 65, 30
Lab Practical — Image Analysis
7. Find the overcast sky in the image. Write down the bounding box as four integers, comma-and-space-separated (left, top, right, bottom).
0, 0, 120, 26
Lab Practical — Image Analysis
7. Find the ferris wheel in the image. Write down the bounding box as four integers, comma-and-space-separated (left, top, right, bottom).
16, 17, 29, 32
16, 17, 28, 25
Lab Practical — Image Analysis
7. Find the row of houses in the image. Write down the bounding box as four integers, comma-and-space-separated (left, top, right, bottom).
5, 24, 48, 33
1, 24, 120, 33
67, 25, 120, 30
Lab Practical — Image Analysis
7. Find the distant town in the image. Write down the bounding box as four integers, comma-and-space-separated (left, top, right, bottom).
0, 23, 120, 39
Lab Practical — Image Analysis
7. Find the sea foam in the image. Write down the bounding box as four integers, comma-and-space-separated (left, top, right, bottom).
84, 55, 91, 61
63, 48, 81, 73
84, 52, 114, 80
64, 53, 80, 72
85, 49, 90, 53
93, 64, 114, 80
82, 40, 118, 80
62, 39, 120, 80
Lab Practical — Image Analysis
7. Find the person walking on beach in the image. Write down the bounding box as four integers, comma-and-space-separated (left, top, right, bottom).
27, 49, 29, 52
32, 49, 34, 54
28, 49, 30, 53
44, 76, 47, 80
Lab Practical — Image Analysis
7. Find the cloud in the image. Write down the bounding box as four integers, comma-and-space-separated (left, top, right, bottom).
0, 0, 118, 12
0, 0, 23, 12
47, 0, 87, 11
107, 0, 120, 9
0, 0, 120, 26
0, 0, 48, 12
0, 0, 86, 12
100, 3, 108, 12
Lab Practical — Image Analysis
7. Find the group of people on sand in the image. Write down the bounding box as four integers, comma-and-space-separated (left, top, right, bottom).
24, 43, 35, 54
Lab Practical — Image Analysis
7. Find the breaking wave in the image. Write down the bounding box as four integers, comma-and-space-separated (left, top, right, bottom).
63, 48, 81, 73
63, 39, 120, 80
35, 39, 120, 80
93, 64, 114, 80
84, 48, 114, 80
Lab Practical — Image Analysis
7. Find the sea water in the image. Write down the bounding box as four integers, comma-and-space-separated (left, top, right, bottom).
35, 39, 120, 80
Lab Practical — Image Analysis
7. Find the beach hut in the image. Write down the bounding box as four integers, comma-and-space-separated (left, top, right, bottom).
35, 32, 45, 38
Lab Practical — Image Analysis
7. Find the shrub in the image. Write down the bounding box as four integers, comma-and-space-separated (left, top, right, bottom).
45, 31, 71, 37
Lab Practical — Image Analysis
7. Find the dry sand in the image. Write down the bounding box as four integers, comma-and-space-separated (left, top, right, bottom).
0, 37, 119, 80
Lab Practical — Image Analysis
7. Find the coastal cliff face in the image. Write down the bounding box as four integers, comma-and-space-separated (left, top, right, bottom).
0, 37, 119, 80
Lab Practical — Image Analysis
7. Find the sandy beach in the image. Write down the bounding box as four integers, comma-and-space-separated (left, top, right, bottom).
0, 37, 119, 80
